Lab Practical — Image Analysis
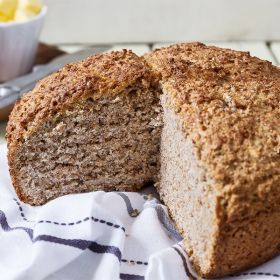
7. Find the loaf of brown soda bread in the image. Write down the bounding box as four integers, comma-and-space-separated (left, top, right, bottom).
144, 42, 280, 278
6, 43, 280, 278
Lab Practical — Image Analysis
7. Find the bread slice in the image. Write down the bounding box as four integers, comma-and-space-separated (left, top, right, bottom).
144, 43, 280, 277
6, 50, 162, 205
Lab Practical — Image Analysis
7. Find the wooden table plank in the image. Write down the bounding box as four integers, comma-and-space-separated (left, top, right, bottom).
270, 42, 280, 65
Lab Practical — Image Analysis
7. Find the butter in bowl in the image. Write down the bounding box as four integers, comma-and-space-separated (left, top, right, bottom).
0, 0, 47, 82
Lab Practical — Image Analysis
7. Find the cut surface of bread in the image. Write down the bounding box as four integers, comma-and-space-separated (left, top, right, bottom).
144, 42, 280, 277
6, 50, 162, 205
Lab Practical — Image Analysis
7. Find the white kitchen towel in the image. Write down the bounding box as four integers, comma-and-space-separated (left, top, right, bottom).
0, 143, 280, 280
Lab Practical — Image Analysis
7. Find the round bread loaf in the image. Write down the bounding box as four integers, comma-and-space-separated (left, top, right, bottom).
7, 43, 280, 278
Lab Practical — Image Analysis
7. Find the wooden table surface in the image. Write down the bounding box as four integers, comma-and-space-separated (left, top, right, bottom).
1, 41, 280, 145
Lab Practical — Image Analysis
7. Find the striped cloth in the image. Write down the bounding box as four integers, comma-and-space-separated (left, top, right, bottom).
0, 144, 279, 280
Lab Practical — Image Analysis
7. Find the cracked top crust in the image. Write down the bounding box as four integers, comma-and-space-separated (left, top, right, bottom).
145, 42, 280, 222
6, 50, 154, 149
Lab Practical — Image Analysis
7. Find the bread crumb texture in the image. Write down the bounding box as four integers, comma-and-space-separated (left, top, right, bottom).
6, 50, 161, 205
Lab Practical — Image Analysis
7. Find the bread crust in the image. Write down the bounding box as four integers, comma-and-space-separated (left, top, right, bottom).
6, 50, 158, 204
145, 42, 280, 222
145, 42, 280, 277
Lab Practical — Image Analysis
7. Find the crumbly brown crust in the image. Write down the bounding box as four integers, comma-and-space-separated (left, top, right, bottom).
6, 50, 159, 204
145, 42, 280, 277
7, 50, 154, 148
145, 42, 280, 222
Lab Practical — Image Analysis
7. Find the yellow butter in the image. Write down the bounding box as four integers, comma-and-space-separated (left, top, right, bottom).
13, 7, 34, 21
18, 0, 42, 15
0, 0, 18, 20
0, 13, 10, 22
14, 0, 42, 21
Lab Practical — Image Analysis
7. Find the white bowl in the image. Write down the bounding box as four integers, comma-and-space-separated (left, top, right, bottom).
0, 6, 47, 82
